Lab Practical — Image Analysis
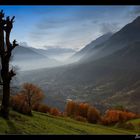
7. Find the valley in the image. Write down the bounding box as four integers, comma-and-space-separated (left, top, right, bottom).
15, 16, 140, 114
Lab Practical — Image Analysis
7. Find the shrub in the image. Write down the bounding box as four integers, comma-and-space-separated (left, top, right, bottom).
65, 100, 101, 124
87, 106, 100, 123
78, 103, 90, 118
32, 103, 40, 111
101, 109, 137, 125
50, 108, 60, 116
36, 104, 50, 113
74, 115, 87, 122
21, 105, 32, 115
65, 100, 79, 117
11, 95, 31, 115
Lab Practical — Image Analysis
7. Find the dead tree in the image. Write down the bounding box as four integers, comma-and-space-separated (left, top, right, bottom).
0, 10, 18, 119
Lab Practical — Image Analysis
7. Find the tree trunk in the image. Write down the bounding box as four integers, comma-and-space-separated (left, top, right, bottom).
0, 10, 18, 119
1, 81, 10, 119
28, 96, 32, 115
0, 60, 10, 119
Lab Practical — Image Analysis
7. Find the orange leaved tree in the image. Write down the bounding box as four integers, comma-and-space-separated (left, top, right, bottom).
11, 83, 45, 115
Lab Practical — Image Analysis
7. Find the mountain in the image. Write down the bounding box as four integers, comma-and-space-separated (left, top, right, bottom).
18, 16, 140, 113
40, 47, 76, 56
12, 46, 59, 71
34, 47, 76, 61
12, 45, 46, 61
79, 16, 140, 62
71, 32, 113, 61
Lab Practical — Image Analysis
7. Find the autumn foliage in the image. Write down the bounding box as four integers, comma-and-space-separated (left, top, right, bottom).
65, 100, 79, 117
65, 100, 100, 123
87, 106, 100, 123
10, 83, 45, 115
65, 100, 139, 125
74, 115, 87, 122
10, 93, 30, 114
101, 109, 137, 125
10, 84, 139, 126
66, 101, 90, 118
78, 103, 90, 118
32, 103, 50, 113
50, 108, 60, 116
21, 83, 45, 109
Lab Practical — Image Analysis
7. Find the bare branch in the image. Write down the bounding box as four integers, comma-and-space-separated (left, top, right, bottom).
0, 10, 4, 19
4, 16, 15, 33
9, 69, 16, 79
10, 40, 18, 51
6, 16, 10, 22
4, 16, 16, 51
11, 16, 15, 23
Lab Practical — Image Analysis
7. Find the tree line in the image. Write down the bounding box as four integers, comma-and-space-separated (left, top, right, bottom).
10, 82, 139, 128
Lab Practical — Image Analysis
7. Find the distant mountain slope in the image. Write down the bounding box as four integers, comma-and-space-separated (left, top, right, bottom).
34, 47, 76, 61
71, 32, 113, 61
79, 16, 140, 62
12, 45, 46, 61
12, 46, 59, 71
37, 47, 76, 56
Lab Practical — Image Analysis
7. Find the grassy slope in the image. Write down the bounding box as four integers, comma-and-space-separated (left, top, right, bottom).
127, 118, 140, 132
0, 110, 138, 135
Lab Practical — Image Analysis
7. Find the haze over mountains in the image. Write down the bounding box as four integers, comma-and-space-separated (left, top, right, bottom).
36, 47, 76, 61
12, 45, 76, 71
75, 16, 140, 63
18, 16, 140, 113
71, 32, 113, 62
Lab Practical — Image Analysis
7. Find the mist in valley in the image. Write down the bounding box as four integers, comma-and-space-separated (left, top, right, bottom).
11, 46, 77, 71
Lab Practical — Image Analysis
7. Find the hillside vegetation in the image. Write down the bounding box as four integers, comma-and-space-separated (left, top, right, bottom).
0, 110, 139, 134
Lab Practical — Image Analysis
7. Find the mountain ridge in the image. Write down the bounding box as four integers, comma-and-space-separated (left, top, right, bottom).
71, 32, 113, 61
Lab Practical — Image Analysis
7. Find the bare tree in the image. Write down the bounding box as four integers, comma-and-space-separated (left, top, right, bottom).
0, 10, 18, 119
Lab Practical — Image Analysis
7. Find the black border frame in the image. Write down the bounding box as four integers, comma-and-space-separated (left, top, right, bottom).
0, 0, 139, 139
0, 0, 140, 5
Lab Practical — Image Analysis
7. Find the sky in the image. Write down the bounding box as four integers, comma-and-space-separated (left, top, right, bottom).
0, 6, 140, 50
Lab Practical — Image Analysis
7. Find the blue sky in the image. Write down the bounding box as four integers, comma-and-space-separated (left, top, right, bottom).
0, 6, 140, 50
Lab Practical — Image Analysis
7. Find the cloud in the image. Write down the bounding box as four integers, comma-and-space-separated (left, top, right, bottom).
99, 22, 120, 34
29, 9, 98, 48
125, 6, 140, 19
28, 6, 130, 49
132, 6, 140, 15
19, 42, 29, 47
36, 18, 70, 30
32, 6, 100, 32
30, 30, 48, 40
